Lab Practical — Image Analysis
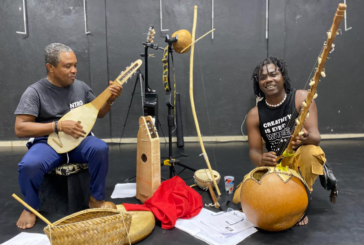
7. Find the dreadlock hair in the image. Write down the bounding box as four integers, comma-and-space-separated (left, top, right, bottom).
251, 57, 293, 98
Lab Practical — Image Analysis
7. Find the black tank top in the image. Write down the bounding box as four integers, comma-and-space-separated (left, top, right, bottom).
258, 89, 298, 154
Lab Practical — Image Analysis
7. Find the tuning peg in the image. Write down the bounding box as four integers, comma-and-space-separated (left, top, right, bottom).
318, 57, 322, 65
299, 131, 304, 136
306, 113, 310, 119
327, 31, 331, 39
309, 80, 315, 87
321, 71, 326, 77
330, 43, 335, 54
302, 101, 307, 107
313, 93, 318, 99
295, 119, 300, 126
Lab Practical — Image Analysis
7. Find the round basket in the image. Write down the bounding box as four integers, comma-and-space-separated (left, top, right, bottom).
43, 208, 132, 245
193, 169, 221, 190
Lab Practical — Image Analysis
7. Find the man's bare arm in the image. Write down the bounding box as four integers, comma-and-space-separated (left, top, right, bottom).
247, 107, 277, 167
15, 115, 54, 138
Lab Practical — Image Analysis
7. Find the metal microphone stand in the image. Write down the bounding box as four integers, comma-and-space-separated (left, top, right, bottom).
163, 34, 196, 178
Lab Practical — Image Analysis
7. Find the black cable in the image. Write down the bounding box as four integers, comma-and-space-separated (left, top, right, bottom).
118, 71, 141, 143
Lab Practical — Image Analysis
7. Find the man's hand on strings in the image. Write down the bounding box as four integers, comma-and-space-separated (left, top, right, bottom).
60, 120, 87, 139
108, 81, 123, 103
291, 127, 309, 149
260, 151, 277, 166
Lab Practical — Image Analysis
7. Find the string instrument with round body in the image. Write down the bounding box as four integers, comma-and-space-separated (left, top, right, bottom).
278, 3, 346, 166
240, 166, 309, 231
188, 6, 222, 209
240, 3, 346, 232
48, 60, 142, 154
143, 25, 159, 126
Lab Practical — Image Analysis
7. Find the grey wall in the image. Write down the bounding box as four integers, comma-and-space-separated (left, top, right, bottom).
0, 0, 362, 141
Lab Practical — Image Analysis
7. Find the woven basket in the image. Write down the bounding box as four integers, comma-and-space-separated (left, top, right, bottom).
44, 208, 132, 245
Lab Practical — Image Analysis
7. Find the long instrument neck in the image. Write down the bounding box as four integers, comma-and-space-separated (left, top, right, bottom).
144, 45, 150, 92
281, 3, 346, 166
89, 59, 142, 110
90, 85, 114, 110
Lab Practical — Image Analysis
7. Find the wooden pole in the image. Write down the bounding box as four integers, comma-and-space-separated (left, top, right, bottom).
12, 194, 54, 227
189, 5, 221, 196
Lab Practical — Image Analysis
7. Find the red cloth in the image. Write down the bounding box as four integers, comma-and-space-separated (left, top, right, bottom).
123, 176, 203, 229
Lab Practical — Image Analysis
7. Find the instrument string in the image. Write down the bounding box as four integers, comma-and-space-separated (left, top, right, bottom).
275, 44, 325, 156
196, 45, 219, 182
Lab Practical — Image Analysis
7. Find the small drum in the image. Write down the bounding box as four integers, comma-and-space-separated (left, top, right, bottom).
240, 166, 309, 232
193, 169, 221, 190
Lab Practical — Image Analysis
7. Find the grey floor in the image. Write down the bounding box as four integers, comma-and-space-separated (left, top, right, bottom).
0, 139, 363, 245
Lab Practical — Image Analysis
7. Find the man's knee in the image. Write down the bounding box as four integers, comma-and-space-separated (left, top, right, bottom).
91, 139, 109, 154
296, 145, 326, 167
18, 159, 43, 180
296, 145, 321, 156
295, 145, 326, 192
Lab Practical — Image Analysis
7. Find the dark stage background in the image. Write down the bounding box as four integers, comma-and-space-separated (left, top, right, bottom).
0, 0, 362, 140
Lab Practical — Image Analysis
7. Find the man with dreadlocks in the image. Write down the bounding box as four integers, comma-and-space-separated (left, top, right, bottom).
14, 43, 122, 229
242, 57, 325, 226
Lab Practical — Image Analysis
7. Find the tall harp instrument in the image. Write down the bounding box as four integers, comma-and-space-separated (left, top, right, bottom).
240, 3, 346, 231
48, 60, 143, 153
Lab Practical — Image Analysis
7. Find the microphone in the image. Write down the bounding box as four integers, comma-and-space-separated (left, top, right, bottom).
165, 34, 178, 45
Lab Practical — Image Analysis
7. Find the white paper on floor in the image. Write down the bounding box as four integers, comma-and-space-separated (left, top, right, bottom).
1, 232, 50, 245
175, 208, 257, 245
110, 183, 137, 199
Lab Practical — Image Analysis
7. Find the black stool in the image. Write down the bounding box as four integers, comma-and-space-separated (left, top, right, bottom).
39, 163, 90, 215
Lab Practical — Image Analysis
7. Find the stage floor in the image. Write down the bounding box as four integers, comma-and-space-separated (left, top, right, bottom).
0, 139, 363, 244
